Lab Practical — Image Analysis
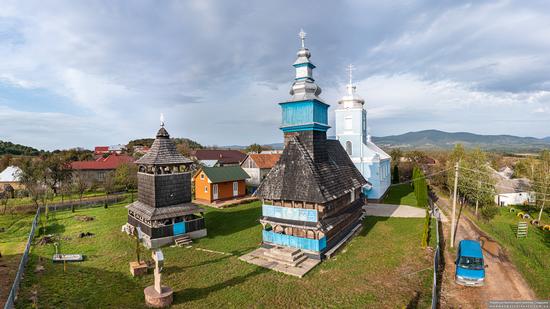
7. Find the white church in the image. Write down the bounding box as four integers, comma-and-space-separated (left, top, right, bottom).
334, 66, 391, 200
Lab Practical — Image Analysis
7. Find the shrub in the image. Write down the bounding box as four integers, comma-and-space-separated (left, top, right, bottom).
480, 205, 500, 221
421, 209, 430, 248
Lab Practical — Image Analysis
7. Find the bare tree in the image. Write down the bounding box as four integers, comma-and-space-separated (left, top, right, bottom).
72, 170, 89, 213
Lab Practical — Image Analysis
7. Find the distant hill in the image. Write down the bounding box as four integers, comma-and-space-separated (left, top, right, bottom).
0, 140, 42, 156
224, 130, 550, 152
127, 137, 203, 150
372, 130, 550, 151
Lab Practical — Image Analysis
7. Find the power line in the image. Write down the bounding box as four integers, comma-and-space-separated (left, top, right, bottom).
389, 167, 452, 187
456, 168, 550, 197
458, 166, 550, 187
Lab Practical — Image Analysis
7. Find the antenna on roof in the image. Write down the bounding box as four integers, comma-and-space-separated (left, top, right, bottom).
160, 113, 165, 127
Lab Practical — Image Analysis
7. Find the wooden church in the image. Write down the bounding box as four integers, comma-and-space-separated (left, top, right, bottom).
125, 122, 207, 248
254, 31, 369, 260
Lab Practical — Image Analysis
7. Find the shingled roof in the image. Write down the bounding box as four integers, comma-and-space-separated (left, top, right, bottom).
197, 165, 250, 183
135, 127, 193, 166
255, 136, 368, 204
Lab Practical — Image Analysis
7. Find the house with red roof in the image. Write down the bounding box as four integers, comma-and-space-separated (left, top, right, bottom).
94, 145, 125, 156
240, 153, 281, 188
71, 153, 135, 183
192, 149, 247, 166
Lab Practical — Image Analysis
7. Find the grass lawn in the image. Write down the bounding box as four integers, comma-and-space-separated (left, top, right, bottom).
7, 191, 108, 207
0, 213, 35, 306
467, 206, 550, 298
12, 201, 434, 308
382, 184, 419, 207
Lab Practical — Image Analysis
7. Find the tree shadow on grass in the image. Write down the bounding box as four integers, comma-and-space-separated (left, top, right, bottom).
203, 205, 261, 238
172, 267, 268, 304
16, 253, 146, 309
384, 184, 414, 205
359, 216, 389, 238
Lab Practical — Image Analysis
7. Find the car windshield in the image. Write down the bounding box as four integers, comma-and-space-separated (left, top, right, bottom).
458, 256, 484, 270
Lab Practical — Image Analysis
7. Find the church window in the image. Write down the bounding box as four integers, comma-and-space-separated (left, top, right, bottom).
345, 141, 352, 156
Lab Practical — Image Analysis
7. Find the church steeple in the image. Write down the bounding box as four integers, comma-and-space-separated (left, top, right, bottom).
280, 30, 329, 135
338, 64, 365, 109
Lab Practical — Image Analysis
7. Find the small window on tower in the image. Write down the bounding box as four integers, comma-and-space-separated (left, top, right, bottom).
346, 141, 353, 156
345, 117, 352, 130
200, 173, 205, 180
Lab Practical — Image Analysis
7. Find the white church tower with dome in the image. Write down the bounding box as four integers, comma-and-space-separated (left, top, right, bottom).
334, 65, 391, 200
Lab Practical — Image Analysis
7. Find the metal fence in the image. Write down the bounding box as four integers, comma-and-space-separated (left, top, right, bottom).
4, 207, 40, 309
431, 203, 442, 309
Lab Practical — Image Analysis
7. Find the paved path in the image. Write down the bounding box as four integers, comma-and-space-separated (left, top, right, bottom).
364, 203, 426, 218
364, 203, 449, 222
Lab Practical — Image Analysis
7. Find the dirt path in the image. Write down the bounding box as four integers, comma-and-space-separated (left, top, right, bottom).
435, 191, 536, 308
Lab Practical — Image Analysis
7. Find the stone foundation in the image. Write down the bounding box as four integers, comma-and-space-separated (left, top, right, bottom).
129, 261, 148, 277
144, 285, 173, 308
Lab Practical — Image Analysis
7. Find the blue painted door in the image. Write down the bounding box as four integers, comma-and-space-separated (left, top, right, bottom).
173, 222, 186, 235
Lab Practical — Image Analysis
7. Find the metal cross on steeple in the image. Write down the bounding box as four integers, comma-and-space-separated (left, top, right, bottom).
347, 64, 355, 86
299, 29, 307, 48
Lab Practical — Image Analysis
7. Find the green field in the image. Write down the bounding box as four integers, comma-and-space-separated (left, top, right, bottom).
468, 206, 550, 298
382, 184, 420, 207
8, 201, 434, 308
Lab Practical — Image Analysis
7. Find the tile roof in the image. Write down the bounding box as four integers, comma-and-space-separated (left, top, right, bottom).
135, 127, 193, 166
198, 166, 250, 183
246, 153, 281, 169
255, 136, 368, 204
193, 149, 247, 165
70, 154, 134, 170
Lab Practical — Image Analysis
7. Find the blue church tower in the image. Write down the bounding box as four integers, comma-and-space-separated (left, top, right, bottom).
335, 66, 391, 201
250, 30, 368, 265
280, 30, 330, 135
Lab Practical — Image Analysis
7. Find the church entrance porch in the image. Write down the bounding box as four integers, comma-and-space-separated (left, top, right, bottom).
239, 246, 321, 278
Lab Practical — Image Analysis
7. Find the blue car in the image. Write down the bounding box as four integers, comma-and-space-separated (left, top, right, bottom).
455, 240, 486, 286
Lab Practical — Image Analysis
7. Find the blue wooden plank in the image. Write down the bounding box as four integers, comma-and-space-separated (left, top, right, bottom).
173, 222, 186, 235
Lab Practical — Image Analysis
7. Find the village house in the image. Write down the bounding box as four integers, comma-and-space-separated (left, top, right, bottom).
193, 166, 249, 203
70, 153, 134, 183
491, 167, 534, 206
0, 165, 23, 195
240, 153, 281, 189
94, 144, 125, 157
192, 149, 247, 166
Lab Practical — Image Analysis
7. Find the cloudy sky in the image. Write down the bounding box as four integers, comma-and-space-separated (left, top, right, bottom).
1, 0, 549, 150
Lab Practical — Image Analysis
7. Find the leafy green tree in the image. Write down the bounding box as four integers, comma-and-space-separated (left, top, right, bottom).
17, 157, 46, 209
533, 150, 550, 222
392, 165, 399, 184
245, 143, 268, 154
114, 163, 138, 201
103, 171, 116, 208
44, 155, 72, 196
72, 170, 89, 212
389, 148, 403, 163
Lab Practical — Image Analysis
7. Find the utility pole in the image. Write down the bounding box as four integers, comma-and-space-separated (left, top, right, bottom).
450, 162, 459, 248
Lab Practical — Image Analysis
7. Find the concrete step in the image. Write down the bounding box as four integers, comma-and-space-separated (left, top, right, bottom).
263, 249, 304, 263
263, 251, 308, 267
174, 235, 192, 247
